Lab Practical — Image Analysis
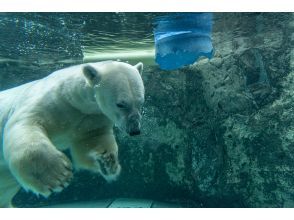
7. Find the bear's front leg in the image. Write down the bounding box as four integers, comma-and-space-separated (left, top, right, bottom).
71, 131, 121, 182
3, 120, 73, 197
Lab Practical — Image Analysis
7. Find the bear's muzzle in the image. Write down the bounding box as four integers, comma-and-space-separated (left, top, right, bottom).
126, 111, 141, 136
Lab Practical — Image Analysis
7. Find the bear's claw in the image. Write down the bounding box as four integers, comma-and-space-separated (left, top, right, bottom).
11, 148, 73, 198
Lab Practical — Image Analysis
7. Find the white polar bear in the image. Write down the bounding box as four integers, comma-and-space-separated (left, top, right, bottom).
0, 61, 144, 207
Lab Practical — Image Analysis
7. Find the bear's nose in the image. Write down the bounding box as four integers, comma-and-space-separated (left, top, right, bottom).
129, 129, 141, 136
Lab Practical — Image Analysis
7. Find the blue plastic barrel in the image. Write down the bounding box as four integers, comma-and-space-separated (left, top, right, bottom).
154, 13, 213, 70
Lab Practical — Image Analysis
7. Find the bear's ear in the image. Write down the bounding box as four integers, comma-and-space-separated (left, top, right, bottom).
82, 65, 102, 87
134, 62, 143, 76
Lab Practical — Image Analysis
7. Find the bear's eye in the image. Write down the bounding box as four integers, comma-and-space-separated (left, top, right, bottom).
116, 103, 126, 108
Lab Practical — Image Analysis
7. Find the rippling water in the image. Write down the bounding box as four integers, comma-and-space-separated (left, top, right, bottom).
80, 13, 159, 65
81, 13, 156, 53
0, 13, 160, 65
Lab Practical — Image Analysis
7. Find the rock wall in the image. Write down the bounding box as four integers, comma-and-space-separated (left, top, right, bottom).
114, 12, 294, 207
11, 12, 294, 207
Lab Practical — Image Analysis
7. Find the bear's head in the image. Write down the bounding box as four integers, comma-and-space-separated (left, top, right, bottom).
83, 61, 144, 136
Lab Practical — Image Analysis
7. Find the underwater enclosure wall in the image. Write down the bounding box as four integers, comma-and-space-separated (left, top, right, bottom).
0, 12, 294, 207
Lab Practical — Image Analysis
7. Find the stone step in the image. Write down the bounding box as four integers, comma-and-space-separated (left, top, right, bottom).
43, 198, 182, 208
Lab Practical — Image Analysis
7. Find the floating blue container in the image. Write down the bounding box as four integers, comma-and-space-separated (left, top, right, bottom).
154, 13, 214, 70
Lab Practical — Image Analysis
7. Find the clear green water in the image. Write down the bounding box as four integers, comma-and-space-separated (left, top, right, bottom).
0, 13, 158, 66
0, 12, 293, 208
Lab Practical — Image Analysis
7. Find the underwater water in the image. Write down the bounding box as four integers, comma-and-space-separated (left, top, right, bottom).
0, 12, 293, 208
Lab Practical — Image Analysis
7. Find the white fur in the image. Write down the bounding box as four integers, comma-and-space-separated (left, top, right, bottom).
0, 61, 144, 207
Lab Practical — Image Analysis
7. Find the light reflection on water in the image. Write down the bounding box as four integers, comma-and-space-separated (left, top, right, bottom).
0, 13, 159, 64
0, 13, 267, 65
81, 13, 156, 52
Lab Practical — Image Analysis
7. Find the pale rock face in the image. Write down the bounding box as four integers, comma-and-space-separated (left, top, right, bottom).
0, 61, 144, 207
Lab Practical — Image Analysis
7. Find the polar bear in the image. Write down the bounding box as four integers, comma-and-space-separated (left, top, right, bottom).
0, 61, 144, 207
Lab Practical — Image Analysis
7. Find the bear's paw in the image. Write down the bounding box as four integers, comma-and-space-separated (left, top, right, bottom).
10, 148, 73, 197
